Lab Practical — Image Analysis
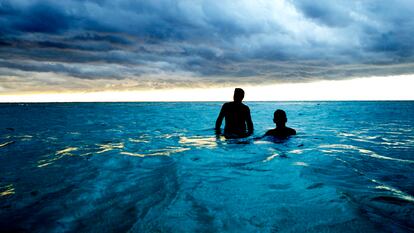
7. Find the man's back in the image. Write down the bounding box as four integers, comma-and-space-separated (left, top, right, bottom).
215, 88, 254, 137
222, 102, 251, 133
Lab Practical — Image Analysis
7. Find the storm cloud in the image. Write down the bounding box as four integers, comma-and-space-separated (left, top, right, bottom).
0, 0, 413, 93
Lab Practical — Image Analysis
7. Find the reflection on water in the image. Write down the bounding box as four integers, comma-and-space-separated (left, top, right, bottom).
0, 102, 413, 232
56, 147, 78, 155
96, 142, 124, 154
293, 161, 309, 167
0, 184, 14, 196
121, 147, 190, 157
179, 136, 218, 148
320, 144, 414, 164
128, 138, 150, 143
263, 153, 278, 162
374, 184, 414, 202
0, 141, 14, 148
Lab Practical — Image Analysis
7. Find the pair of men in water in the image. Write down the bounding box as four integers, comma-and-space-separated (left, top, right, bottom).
215, 88, 296, 139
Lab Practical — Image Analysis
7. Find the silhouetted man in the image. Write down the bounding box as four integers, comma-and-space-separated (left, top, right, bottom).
215, 88, 253, 138
265, 109, 296, 138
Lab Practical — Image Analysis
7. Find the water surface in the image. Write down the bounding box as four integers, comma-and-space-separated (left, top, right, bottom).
0, 102, 413, 232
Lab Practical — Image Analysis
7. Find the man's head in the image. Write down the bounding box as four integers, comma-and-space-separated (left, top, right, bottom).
273, 109, 287, 127
233, 88, 245, 103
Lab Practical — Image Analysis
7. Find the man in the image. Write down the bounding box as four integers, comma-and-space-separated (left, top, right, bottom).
215, 88, 254, 138
265, 109, 296, 138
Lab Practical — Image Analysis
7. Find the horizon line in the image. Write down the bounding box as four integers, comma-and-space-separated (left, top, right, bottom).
1, 99, 414, 104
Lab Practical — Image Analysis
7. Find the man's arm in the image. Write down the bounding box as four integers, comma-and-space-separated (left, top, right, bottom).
246, 107, 254, 134
215, 104, 226, 130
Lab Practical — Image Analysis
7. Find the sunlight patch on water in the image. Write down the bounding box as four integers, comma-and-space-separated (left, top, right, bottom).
37, 154, 65, 167
119, 151, 145, 157
253, 140, 273, 145
121, 146, 190, 157
263, 153, 278, 162
96, 142, 124, 154
0, 184, 15, 196
179, 136, 218, 149
351, 138, 377, 143
320, 144, 414, 163
320, 149, 343, 154
128, 138, 150, 143
37, 147, 78, 167
290, 149, 303, 154
147, 147, 190, 156
375, 185, 414, 202
338, 132, 356, 137
369, 177, 414, 203
0, 141, 14, 148
338, 132, 411, 146
158, 133, 182, 139
366, 153, 414, 164
320, 144, 359, 150
16, 135, 33, 141
380, 141, 407, 146
56, 147, 78, 156
293, 162, 309, 166
357, 148, 414, 164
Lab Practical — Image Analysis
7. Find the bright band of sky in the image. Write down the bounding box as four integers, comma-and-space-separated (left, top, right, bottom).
0, 75, 413, 102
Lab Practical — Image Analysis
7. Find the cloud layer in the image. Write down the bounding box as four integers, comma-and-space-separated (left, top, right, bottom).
1, 0, 414, 93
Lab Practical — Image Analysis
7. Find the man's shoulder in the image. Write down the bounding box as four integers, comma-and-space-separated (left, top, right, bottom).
224, 102, 250, 111
265, 129, 276, 136
286, 127, 296, 135
265, 127, 296, 137
240, 103, 250, 110
222, 102, 231, 108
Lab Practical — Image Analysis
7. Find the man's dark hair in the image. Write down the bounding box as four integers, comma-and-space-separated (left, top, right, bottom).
233, 88, 245, 102
274, 109, 287, 123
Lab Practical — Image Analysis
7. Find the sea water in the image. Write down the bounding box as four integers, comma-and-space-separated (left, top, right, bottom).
0, 101, 413, 233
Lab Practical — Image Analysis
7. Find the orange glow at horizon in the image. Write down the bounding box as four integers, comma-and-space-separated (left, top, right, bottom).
0, 75, 413, 102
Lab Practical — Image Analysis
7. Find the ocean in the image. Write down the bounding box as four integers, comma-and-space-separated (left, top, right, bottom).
0, 101, 413, 232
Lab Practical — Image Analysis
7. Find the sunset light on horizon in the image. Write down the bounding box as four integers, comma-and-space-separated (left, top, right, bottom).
1, 74, 413, 102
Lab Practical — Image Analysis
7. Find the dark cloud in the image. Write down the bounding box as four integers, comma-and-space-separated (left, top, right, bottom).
291, 1, 352, 27
0, 0, 414, 93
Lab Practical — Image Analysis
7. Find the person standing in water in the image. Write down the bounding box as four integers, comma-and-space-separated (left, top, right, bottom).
265, 109, 296, 138
215, 88, 254, 138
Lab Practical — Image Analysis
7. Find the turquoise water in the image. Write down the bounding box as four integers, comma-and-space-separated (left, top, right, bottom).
0, 102, 413, 232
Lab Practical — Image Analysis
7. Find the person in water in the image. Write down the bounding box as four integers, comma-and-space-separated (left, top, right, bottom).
215, 88, 254, 138
265, 109, 296, 138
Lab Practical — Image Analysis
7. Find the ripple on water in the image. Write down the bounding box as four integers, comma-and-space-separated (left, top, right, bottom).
179, 136, 219, 149
263, 153, 278, 162
0, 184, 15, 196
128, 138, 150, 143
0, 141, 14, 148
121, 147, 190, 157
56, 147, 78, 155
293, 162, 309, 167
319, 144, 414, 164
372, 183, 414, 203
37, 147, 79, 167
96, 142, 124, 154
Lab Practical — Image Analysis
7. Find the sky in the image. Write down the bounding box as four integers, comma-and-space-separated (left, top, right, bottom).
0, 0, 413, 101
